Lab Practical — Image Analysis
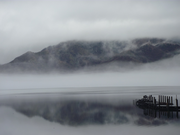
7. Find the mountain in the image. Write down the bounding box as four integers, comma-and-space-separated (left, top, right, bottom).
0, 38, 180, 73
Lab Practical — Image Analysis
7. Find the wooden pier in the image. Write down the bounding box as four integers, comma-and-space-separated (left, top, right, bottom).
134, 95, 180, 118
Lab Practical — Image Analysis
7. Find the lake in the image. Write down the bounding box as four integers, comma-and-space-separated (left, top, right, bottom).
0, 86, 180, 135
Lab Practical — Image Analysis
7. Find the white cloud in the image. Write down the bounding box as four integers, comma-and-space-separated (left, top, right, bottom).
0, 0, 180, 64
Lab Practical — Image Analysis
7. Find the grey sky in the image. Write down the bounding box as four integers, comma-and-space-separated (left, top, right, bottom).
0, 0, 180, 64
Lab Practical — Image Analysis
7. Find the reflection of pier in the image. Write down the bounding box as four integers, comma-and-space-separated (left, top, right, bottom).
134, 95, 180, 118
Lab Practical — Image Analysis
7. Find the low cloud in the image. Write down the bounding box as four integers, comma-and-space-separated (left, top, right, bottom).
0, 0, 180, 64
1, 57, 180, 91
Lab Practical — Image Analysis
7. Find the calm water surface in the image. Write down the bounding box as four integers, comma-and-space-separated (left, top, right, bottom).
0, 86, 180, 135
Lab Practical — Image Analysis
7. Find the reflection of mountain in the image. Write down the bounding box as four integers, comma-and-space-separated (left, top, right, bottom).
10, 100, 130, 126
0, 38, 180, 73
0, 97, 171, 126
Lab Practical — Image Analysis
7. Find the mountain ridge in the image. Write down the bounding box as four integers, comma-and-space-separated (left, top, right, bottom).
1, 38, 180, 73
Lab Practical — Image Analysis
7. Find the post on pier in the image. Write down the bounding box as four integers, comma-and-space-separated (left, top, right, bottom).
154, 98, 157, 118
167, 97, 170, 118
176, 97, 179, 118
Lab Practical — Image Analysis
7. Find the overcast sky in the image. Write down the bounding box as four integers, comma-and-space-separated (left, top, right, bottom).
0, 0, 180, 64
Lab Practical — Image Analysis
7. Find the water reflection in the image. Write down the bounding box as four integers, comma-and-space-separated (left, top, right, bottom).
0, 92, 180, 126
142, 108, 179, 119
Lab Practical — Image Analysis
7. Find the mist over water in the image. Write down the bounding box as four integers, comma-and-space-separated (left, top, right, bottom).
1, 54, 180, 91
0, 70, 180, 91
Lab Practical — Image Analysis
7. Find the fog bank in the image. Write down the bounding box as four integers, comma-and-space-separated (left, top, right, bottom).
0, 69, 180, 91
1, 53, 180, 91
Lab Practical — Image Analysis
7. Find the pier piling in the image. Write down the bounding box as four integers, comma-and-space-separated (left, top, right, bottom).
135, 95, 180, 118
176, 98, 179, 118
